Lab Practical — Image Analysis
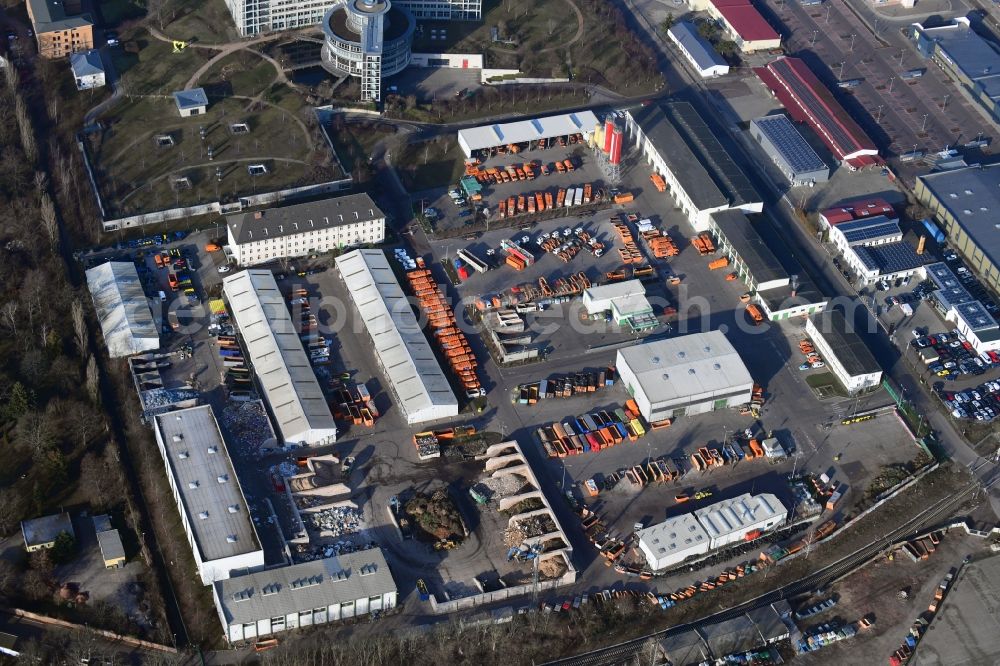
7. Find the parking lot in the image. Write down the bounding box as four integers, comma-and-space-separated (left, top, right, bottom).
762, 0, 989, 162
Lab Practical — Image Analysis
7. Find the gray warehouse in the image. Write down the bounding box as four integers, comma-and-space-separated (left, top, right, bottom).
616, 331, 754, 422
750, 115, 828, 186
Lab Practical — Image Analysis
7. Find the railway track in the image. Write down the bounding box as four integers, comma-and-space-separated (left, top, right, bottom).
544, 477, 980, 666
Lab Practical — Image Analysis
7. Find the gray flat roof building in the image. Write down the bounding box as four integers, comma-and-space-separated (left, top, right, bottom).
227, 193, 384, 244
917, 164, 1000, 271
710, 210, 790, 292
626, 102, 760, 218
154, 405, 264, 585
805, 309, 882, 394
911, 18, 1000, 122
21, 513, 74, 551
751, 114, 829, 185
616, 331, 754, 422
172, 88, 208, 111
26, 0, 92, 32
214, 549, 398, 643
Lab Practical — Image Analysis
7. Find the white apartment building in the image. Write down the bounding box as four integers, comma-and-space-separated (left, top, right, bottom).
227, 193, 385, 266
227, 0, 479, 36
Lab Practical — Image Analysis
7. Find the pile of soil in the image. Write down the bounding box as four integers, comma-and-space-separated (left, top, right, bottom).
404, 489, 465, 542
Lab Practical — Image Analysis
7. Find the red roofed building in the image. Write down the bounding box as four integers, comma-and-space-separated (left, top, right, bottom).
699, 0, 782, 53
754, 56, 880, 168
819, 198, 895, 229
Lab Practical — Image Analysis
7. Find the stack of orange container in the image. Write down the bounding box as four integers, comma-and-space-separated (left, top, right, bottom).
405, 268, 482, 398
642, 230, 678, 257
612, 220, 643, 264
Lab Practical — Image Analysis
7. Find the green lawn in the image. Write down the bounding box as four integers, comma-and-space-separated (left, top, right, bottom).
200, 51, 279, 98
407, 0, 661, 94
397, 137, 467, 192
91, 91, 336, 217
112, 31, 214, 95
157, 0, 241, 44
100, 0, 146, 25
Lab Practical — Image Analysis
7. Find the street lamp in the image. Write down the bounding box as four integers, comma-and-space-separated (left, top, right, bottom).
876, 104, 884, 123
811, 30, 818, 47
921, 113, 929, 132
849, 33, 857, 51
943, 94, 950, 110
837, 61, 846, 79
888, 76, 896, 93
898, 49, 905, 67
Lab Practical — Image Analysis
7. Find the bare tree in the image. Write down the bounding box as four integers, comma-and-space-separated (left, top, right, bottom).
39, 192, 59, 250
71, 299, 87, 355
1, 301, 17, 335
86, 355, 100, 403
14, 96, 37, 165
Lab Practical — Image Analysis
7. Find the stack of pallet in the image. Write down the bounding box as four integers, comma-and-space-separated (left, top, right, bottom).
476, 273, 590, 310
642, 230, 679, 258
611, 216, 643, 264
405, 269, 482, 397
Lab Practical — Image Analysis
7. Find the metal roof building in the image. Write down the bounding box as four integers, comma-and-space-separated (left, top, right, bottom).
213, 549, 398, 643
625, 102, 762, 232
85, 261, 160, 358
709, 210, 790, 293
636, 512, 710, 571
582, 280, 656, 330
925, 262, 1000, 354
458, 110, 599, 158
222, 270, 337, 447
153, 406, 265, 585
819, 197, 896, 228
21, 513, 74, 552
616, 331, 754, 422
805, 309, 883, 395
750, 114, 829, 185
709, 0, 782, 53
910, 18, 1000, 124
754, 57, 879, 167
916, 164, 1000, 296
335, 249, 458, 424
668, 21, 730, 78
693, 493, 786, 549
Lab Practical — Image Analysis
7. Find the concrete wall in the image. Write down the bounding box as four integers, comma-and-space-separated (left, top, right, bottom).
410, 52, 483, 68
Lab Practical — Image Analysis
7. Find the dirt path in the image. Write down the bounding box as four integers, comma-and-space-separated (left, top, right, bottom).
538, 0, 585, 53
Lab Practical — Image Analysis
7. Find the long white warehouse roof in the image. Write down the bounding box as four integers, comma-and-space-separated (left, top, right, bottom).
85, 261, 160, 357
335, 250, 458, 424
617, 331, 753, 404
458, 110, 599, 155
637, 512, 710, 564
154, 405, 261, 563
222, 270, 336, 446
694, 493, 786, 542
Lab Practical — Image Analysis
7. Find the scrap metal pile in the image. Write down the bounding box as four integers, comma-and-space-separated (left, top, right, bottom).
307, 505, 364, 538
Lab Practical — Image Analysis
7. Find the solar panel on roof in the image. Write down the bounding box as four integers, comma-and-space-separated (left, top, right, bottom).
492, 125, 504, 141
531, 118, 544, 134
955, 301, 997, 330
754, 116, 825, 174
853, 243, 925, 274
841, 221, 901, 245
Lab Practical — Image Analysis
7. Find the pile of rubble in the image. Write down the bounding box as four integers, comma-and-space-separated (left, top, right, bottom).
294, 540, 376, 562
539, 557, 568, 579
504, 515, 555, 545
222, 401, 275, 458
471, 474, 528, 503
307, 505, 364, 537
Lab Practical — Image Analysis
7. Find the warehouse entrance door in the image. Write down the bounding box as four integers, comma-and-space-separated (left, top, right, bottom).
713, 399, 728, 410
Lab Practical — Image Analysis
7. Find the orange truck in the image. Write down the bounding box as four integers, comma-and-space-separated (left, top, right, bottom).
650, 173, 667, 192
746, 303, 764, 324
613, 192, 634, 204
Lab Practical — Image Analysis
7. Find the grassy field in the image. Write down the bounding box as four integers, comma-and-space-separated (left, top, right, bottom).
156, 0, 241, 44
408, 0, 661, 94
112, 31, 215, 95
397, 136, 467, 191
200, 51, 279, 98
91, 89, 336, 217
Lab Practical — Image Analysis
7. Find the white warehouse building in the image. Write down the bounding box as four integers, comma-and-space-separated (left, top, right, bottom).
214, 549, 397, 643
336, 249, 459, 424
222, 270, 337, 446
638, 493, 786, 571
85, 261, 160, 358
227, 193, 385, 267
804, 309, 883, 395
582, 280, 657, 331
625, 101, 762, 233
667, 21, 730, 78
693, 493, 786, 549
153, 406, 265, 585
616, 331, 754, 422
